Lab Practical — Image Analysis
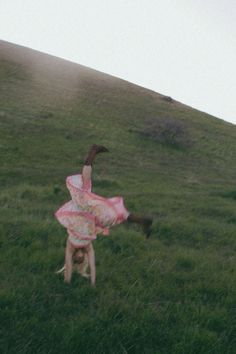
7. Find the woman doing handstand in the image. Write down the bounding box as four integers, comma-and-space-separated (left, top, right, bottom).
55, 145, 153, 286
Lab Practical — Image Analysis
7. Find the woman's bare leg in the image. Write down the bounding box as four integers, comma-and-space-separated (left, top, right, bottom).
82, 145, 108, 188
82, 165, 92, 186
86, 243, 96, 286
64, 239, 74, 283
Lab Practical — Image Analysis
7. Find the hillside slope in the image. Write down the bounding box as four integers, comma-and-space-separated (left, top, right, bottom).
0, 40, 236, 354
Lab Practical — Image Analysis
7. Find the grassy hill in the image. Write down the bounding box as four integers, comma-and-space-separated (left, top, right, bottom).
0, 40, 236, 354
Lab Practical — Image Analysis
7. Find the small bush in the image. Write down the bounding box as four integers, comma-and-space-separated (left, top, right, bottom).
161, 95, 174, 103
140, 117, 192, 149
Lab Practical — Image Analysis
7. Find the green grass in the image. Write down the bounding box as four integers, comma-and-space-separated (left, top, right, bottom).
0, 40, 236, 353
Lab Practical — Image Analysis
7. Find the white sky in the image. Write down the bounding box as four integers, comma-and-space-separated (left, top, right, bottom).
1, 0, 236, 124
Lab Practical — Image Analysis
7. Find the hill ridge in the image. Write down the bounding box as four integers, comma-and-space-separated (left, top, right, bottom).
0, 39, 165, 98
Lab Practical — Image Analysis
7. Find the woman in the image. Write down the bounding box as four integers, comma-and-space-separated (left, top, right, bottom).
55, 145, 153, 285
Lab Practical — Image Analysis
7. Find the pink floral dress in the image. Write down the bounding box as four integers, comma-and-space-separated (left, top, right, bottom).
55, 174, 130, 248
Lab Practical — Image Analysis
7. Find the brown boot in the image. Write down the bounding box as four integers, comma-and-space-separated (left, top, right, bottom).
84, 144, 109, 165
127, 213, 153, 238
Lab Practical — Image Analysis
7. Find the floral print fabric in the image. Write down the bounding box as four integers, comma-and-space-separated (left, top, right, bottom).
55, 174, 129, 247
